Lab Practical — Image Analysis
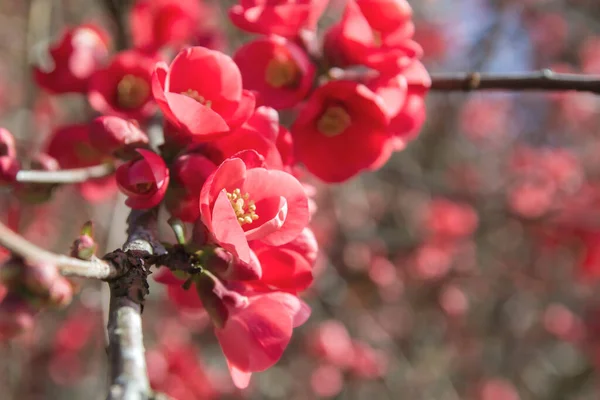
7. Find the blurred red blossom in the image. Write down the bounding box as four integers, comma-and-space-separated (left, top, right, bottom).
229, 0, 329, 37
88, 50, 157, 120
33, 24, 110, 94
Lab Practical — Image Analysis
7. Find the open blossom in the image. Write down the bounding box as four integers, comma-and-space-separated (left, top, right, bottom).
46, 124, 117, 202
234, 35, 315, 110
324, 0, 422, 73
130, 0, 204, 53
292, 80, 391, 182
152, 47, 255, 142
116, 149, 169, 209
88, 51, 157, 120
229, 0, 329, 37
200, 153, 310, 263
32, 24, 110, 94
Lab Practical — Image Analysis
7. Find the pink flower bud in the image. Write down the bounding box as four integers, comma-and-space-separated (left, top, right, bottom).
89, 116, 149, 158
116, 149, 169, 209
70, 234, 97, 260
23, 262, 60, 296
47, 277, 73, 309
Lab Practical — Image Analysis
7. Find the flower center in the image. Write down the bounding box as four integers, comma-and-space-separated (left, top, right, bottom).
317, 106, 352, 137
134, 182, 154, 194
117, 74, 150, 109
181, 89, 212, 108
265, 56, 299, 88
226, 188, 259, 226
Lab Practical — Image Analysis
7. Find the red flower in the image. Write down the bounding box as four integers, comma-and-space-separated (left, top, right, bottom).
46, 124, 117, 202
152, 47, 256, 142
89, 116, 149, 157
116, 149, 169, 209
88, 51, 157, 120
33, 24, 110, 94
324, 0, 421, 73
234, 35, 315, 110
199, 154, 310, 263
229, 0, 329, 37
292, 80, 391, 182
130, 0, 204, 53
213, 290, 310, 388
165, 153, 217, 222
0, 128, 19, 185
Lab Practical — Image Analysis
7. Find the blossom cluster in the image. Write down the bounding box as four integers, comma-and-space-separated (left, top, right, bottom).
0, 0, 431, 391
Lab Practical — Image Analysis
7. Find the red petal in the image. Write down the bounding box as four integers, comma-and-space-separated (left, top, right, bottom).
211, 190, 251, 263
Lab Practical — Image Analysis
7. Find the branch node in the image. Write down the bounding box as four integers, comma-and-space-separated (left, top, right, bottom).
104, 249, 151, 308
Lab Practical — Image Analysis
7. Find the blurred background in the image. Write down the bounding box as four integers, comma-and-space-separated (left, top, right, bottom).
3, 0, 600, 399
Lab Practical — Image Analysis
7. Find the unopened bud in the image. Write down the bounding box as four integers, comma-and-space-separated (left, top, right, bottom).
47, 277, 73, 308
71, 235, 97, 260
23, 262, 59, 297
89, 116, 149, 158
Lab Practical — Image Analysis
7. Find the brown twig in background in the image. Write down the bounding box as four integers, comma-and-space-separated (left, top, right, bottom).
15, 163, 115, 184
102, 0, 129, 50
0, 220, 117, 279
429, 70, 600, 94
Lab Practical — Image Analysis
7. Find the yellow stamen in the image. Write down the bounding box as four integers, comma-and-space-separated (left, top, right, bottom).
265, 56, 300, 88
317, 106, 352, 137
227, 188, 259, 226
181, 89, 212, 107
117, 74, 150, 109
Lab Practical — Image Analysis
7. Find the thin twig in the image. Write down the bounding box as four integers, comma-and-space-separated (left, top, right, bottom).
15, 163, 115, 184
429, 70, 600, 93
0, 220, 117, 279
